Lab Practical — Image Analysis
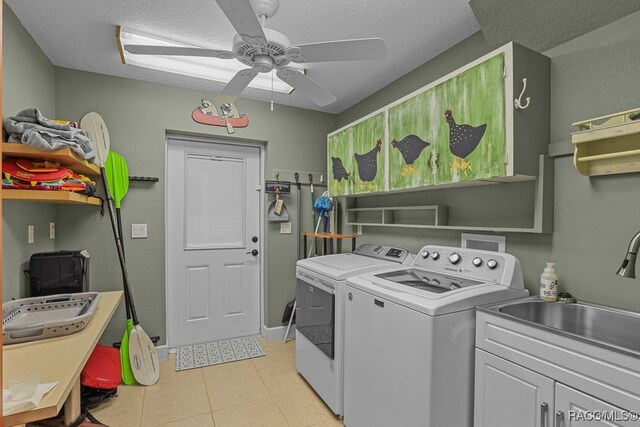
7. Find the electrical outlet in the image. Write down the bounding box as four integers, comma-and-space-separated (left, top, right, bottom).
49, 222, 56, 239
28, 225, 35, 243
131, 223, 148, 239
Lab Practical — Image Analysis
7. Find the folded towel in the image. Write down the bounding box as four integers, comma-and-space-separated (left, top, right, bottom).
3, 108, 95, 161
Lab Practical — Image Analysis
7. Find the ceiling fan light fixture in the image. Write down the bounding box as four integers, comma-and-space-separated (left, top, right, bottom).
116, 26, 295, 94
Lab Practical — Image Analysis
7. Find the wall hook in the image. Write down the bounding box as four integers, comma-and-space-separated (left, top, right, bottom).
514, 78, 531, 110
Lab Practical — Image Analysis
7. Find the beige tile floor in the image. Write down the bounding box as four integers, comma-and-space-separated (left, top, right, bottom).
90, 338, 344, 427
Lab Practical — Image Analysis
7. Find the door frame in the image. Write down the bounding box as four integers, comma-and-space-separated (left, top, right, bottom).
164, 133, 266, 349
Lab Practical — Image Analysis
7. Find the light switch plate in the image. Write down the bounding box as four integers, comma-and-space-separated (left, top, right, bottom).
49, 222, 56, 239
132, 223, 148, 239
280, 222, 292, 234
28, 225, 34, 244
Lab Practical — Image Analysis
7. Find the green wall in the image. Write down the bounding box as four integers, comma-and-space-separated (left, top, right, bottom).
52, 69, 335, 346
2, 4, 57, 300
2, 4, 335, 346
4, 3, 640, 350
336, 11, 640, 312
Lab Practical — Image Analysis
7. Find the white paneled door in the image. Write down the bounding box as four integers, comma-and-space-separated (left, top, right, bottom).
167, 138, 261, 348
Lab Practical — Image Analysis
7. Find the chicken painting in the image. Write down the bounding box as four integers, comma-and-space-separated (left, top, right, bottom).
331, 156, 351, 190
445, 109, 487, 175
391, 135, 430, 175
355, 139, 382, 189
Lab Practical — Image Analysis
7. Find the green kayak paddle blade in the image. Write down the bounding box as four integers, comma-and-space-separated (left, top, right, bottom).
121, 319, 136, 385
106, 151, 130, 209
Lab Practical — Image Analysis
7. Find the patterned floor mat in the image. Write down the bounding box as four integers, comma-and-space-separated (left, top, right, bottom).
175, 336, 265, 371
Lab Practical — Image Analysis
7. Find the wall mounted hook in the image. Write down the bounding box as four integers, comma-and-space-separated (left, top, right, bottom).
514, 78, 531, 110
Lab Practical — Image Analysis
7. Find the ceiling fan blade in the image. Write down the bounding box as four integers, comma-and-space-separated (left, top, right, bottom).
215, 0, 267, 46
213, 68, 259, 105
276, 67, 337, 106
285, 38, 387, 63
124, 45, 236, 59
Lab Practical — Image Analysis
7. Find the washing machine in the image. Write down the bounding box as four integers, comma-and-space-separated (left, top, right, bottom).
343, 245, 529, 427
295, 244, 414, 415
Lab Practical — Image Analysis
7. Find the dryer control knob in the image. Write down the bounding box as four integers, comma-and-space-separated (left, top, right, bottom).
421, 250, 430, 259
487, 259, 498, 269
472, 257, 483, 267
449, 253, 461, 265
430, 252, 440, 260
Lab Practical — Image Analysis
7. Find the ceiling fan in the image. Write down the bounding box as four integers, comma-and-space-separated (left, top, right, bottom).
122, 0, 387, 106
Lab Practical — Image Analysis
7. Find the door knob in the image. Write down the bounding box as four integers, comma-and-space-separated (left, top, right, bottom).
247, 249, 259, 256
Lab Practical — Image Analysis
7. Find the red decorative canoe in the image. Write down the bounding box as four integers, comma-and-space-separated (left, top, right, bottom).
192, 108, 249, 128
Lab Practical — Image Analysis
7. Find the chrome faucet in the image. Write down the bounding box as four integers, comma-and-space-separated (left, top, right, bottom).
616, 231, 640, 278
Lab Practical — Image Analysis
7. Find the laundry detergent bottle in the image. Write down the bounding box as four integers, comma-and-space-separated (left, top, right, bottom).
539, 263, 558, 302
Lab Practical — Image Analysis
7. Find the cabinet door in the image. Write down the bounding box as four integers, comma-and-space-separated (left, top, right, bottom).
474, 349, 554, 427
555, 383, 638, 426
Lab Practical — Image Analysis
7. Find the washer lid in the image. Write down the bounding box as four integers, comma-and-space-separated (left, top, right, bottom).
347, 272, 528, 316
297, 253, 402, 280
375, 268, 483, 293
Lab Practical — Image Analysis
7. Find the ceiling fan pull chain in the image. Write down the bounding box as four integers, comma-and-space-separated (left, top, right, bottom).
270, 70, 275, 111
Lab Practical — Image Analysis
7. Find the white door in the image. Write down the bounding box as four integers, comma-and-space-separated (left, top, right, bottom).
167, 137, 261, 348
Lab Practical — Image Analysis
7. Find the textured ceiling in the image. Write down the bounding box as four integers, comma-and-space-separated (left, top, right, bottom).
5, 0, 480, 114
469, 0, 640, 52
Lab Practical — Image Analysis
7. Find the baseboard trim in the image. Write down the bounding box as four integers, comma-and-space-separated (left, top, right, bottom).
156, 344, 169, 361
261, 324, 295, 342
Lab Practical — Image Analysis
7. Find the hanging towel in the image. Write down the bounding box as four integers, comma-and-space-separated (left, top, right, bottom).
3, 108, 95, 161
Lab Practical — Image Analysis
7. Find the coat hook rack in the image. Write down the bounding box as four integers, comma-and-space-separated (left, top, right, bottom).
272, 169, 326, 187
514, 78, 531, 110
129, 176, 159, 182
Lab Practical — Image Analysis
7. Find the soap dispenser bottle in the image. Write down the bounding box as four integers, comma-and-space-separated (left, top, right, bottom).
539, 263, 558, 302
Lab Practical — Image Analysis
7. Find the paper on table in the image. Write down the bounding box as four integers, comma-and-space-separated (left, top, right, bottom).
2, 381, 59, 416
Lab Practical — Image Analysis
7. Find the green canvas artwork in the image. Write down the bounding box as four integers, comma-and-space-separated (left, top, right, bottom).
328, 112, 385, 196
388, 54, 506, 190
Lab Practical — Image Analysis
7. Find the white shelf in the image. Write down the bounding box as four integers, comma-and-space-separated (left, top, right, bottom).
347, 205, 448, 228
347, 155, 553, 234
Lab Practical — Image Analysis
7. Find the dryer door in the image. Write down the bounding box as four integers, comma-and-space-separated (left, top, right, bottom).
296, 277, 335, 359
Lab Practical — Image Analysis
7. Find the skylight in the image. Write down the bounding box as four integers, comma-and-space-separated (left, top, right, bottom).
117, 27, 295, 94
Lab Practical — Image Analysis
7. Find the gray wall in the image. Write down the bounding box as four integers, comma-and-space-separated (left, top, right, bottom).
336, 11, 640, 312
2, 4, 57, 300
52, 69, 335, 346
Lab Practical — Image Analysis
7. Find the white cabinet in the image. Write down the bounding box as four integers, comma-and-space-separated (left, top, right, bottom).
475, 350, 639, 427
475, 349, 554, 427
475, 309, 640, 427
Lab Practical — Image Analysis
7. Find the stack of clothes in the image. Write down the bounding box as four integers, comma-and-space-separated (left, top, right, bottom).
2, 158, 97, 196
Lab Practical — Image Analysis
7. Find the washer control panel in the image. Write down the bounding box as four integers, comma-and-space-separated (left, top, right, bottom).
355, 244, 410, 263
411, 245, 508, 283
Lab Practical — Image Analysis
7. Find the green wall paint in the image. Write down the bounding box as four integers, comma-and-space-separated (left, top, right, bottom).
2, 4, 57, 300
52, 68, 335, 346
337, 12, 640, 313
3, 5, 640, 351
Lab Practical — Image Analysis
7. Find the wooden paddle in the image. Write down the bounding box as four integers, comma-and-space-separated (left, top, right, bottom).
105, 151, 135, 385
80, 113, 159, 386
